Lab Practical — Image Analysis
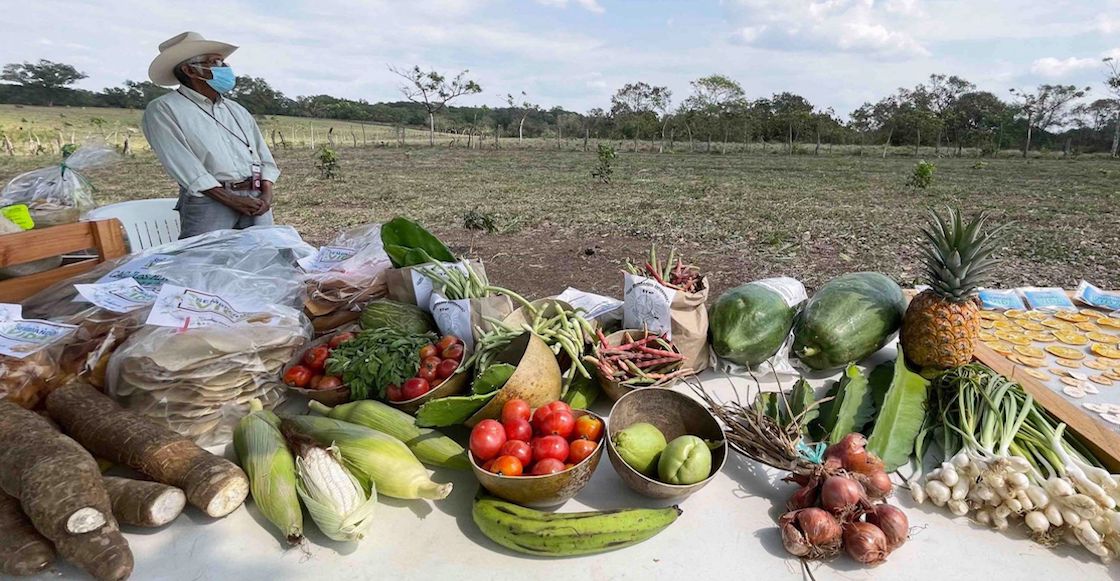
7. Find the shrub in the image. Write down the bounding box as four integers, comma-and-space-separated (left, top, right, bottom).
907, 160, 935, 189
591, 144, 616, 184
316, 146, 340, 179
463, 209, 498, 233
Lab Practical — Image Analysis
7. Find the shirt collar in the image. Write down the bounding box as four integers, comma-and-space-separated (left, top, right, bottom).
178, 84, 222, 106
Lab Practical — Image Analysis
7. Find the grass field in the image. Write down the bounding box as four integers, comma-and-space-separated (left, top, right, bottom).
1, 141, 1116, 300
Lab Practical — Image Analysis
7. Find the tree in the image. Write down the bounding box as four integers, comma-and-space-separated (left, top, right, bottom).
1104, 57, 1120, 158
769, 92, 815, 153
231, 76, 291, 115
1, 59, 87, 106
389, 65, 481, 146
610, 82, 670, 151
923, 74, 975, 153
506, 92, 540, 144
1009, 84, 1090, 157
682, 75, 745, 151
947, 91, 1007, 154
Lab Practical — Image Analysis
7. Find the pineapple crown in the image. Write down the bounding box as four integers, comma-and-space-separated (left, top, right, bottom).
920, 207, 1008, 302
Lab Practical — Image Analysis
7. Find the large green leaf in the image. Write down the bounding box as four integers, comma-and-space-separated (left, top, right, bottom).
472, 364, 516, 395
381, 217, 455, 268
812, 364, 876, 444
789, 378, 818, 433
414, 392, 496, 427
866, 347, 930, 471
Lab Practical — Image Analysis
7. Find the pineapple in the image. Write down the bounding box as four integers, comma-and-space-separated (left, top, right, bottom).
900, 207, 1007, 369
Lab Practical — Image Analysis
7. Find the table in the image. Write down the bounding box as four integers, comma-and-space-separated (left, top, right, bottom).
30, 345, 1115, 580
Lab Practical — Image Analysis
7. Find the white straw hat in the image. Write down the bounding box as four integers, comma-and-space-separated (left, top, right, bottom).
148, 31, 238, 87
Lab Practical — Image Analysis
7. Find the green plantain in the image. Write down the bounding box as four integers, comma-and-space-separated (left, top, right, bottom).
472, 494, 682, 557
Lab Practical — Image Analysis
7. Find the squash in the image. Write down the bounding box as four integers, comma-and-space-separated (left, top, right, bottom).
792, 272, 905, 371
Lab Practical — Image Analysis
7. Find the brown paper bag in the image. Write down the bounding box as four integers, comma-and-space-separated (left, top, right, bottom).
386, 260, 486, 308
622, 273, 710, 372
670, 279, 710, 372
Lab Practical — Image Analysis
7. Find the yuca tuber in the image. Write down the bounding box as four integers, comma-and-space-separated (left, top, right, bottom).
102, 476, 186, 528
46, 383, 249, 518
54, 527, 134, 581
0, 401, 114, 538
0, 492, 54, 576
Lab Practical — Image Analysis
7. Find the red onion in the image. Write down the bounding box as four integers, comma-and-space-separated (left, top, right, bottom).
865, 504, 909, 550
843, 522, 890, 565
825, 433, 884, 476
787, 483, 819, 511
820, 475, 866, 517
780, 508, 843, 559
859, 470, 893, 500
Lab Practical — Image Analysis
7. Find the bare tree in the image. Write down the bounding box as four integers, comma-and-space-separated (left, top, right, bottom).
506, 92, 540, 144
1009, 84, 1090, 158
1105, 57, 1120, 158
389, 65, 482, 146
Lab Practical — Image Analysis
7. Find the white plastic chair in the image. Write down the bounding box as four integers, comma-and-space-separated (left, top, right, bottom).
86, 199, 181, 253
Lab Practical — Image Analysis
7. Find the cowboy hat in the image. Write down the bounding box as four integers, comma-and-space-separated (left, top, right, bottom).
148, 31, 238, 87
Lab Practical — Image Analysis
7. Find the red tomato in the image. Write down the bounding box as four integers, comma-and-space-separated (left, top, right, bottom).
540, 411, 575, 439
503, 419, 532, 442
401, 378, 430, 400
574, 415, 604, 442
283, 365, 313, 388
441, 343, 464, 361
318, 376, 343, 390
419, 344, 439, 360
568, 439, 598, 464
309, 374, 323, 390
302, 346, 330, 372
418, 356, 441, 382
470, 419, 507, 461
437, 335, 460, 351
482, 459, 495, 472
530, 458, 566, 475
490, 455, 524, 476
386, 384, 403, 402
498, 440, 532, 467
531, 401, 572, 432
435, 359, 458, 379
328, 332, 355, 349
501, 398, 531, 424
531, 435, 569, 463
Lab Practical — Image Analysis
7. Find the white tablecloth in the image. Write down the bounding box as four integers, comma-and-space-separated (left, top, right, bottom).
29, 345, 1115, 580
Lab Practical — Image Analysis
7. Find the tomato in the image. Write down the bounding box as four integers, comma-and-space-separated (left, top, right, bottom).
386, 384, 403, 402
498, 440, 532, 467
530, 458, 566, 475
503, 419, 532, 442
490, 455, 524, 476
437, 335, 460, 351
501, 398, 531, 424
419, 344, 439, 360
309, 375, 323, 390
328, 332, 355, 349
471, 420, 507, 461
283, 365, 313, 388
574, 415, 604, 442
401, 378, 430, 400
441, 343, 464, 362
318, 376, 343, 390
482, 459, 495, 472
531, 401, 572, 432
302, 346, 330, 372
531, 435, 569, 463
435, 359, 459, 379
418, 356, 441, 382
568, 439, 598, 464
540, 410, 575, 439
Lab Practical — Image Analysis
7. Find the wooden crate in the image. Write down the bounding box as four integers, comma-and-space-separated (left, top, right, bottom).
0, 219, 127, 302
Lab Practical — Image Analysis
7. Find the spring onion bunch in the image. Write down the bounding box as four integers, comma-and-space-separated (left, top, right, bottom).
911, 364, 1120, 561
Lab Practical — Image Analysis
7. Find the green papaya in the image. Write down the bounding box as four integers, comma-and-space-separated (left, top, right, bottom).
709, 282, 796, 367
792, 272, 905, 371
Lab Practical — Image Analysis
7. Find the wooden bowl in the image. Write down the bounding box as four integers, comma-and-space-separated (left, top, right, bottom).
281, 327, 356, 406
594, 329, 685, 402
502, 298, 592, 375
387, 369, 468, 414
606, 388, 726, 500
470, 409, 604, 507
465, 332, 562, 427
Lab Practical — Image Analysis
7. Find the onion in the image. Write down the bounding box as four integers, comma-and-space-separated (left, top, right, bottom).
780, 508, 843, 559
858, 470, 893, 500
824, 433, 885, 476
787, 483, 819, 511
821, 475, 866, 517
843, 522, 890, 565
865, 504, 909, 550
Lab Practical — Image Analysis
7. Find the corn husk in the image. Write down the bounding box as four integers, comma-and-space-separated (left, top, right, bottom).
284, 415, 453, 500
233, 400, 303, 544
308, 400, 470, 470
294, 445, 378, 542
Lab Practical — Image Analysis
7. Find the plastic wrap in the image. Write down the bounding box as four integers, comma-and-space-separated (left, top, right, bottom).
0, 318, 78, 409
710, 277, 807, 379
300, 224, 393, 334
0, 142, 118, 226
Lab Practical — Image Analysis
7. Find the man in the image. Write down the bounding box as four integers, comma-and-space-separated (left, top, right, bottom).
142, 31, 279, 239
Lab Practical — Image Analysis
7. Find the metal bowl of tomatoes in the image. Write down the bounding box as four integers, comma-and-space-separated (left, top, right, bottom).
469, 399, 605, 508
281, 327, 358, 406
384, 334, 470, 414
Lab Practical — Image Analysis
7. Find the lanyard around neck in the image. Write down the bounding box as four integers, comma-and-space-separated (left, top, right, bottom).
176, 90, 254, 155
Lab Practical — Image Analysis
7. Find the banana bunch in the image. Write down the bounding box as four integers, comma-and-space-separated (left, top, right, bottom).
473, 495, 682, 557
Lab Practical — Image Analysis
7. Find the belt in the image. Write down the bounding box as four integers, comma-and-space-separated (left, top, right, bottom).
223, 178, 257, 191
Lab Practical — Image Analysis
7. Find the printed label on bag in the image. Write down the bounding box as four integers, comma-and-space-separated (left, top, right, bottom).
429, 293, 474, 352
0, 319, 77, 359
623, 274, 675, 338
751, 277, 808, 308
1021, 287, 1076, 311
555, 287, 623, 320
1074, 281, 1120, 312
96, 254, 174, 290
298, 245, 357, 273
411, 261, 470, 311
74, 278, 157, 313
0, 303, 21, 322
146, 285, 262, 329
978, 288, 1026, 311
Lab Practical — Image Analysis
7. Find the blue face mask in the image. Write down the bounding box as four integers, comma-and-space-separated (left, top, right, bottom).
204, 66, 236, 94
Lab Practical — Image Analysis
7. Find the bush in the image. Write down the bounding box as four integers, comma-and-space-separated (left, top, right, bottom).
591, 144, 617, 184
316, 146, 340, 179
462, 209, 497, 233
907, 160, 935, 189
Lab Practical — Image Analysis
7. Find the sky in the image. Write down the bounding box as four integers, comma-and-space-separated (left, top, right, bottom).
3, 0, 1119, 117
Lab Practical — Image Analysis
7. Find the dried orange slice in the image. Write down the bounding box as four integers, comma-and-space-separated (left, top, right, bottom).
992, 320, 1016, 329
1027, 310, 1050, 321
1004, 309, 1028, 319
979, 310, 1005, 320
1085, 359, 1113, 371
1097, 317, 1120, 329
1055, 311, 1091, 323
978, 331, 997, 342
1042, 318, 1075, 330
984, 341, 1014, 356
1018, 320, 1046, 332
1011, 355, 1046, 368
1080, 308, 1104, 317
1014, 345, 1046, 359
1091, 344, 1120, 359
1076, 322, 1101, 333
1087, 332, 1120, 345
1046, 344, 1085, 360
1026, 331, 1055, 342
1051, 368, 1071, 377
1054, 332, 1090, 346
1022, 368, 1049, 381
1056, 358, 1084, 368
979, 320, 995, 329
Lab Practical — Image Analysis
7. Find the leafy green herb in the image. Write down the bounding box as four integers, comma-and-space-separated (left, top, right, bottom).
325, 327, 436, 400
381, 217, 455, 268
866, 348, 930, 471
415, 392, 496, 427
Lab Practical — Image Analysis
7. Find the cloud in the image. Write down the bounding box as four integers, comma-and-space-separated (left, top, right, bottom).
1097, 14, 1119, 34
535, 0, 604, 13
1030, 54, 1108, 77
